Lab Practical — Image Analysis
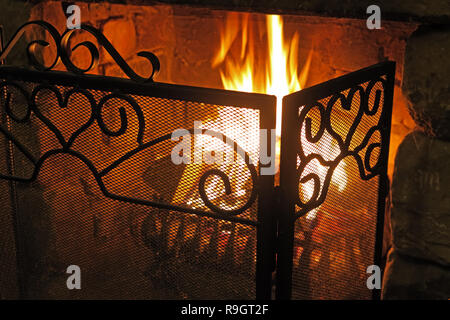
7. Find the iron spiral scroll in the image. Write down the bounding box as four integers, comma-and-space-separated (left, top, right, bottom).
295, 78, 388, 218
0, 20, 160, 82
0, 80, 258, 220
0, 21, 259, 222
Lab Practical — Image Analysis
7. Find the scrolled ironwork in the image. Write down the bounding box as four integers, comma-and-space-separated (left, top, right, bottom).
30, 84, 97, 149
197, 135, 258, 216
0, 80, 258, 219
0, 81, 32, 123
0, 21, 160, 82
96, 93, 146, 145
0, 21, 62, 71
295, 77, 387, 217
60, 25, 160, 82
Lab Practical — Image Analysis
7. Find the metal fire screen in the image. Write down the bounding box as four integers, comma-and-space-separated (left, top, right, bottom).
0, 21, 394, 300
278, 62, 395, 300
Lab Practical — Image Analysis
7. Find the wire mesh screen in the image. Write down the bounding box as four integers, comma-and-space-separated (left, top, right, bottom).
0, 73, 266, 299
0, 131, 19, 299
279, 62, 394, 300
292, 80, 384, 299
0, 61, 393, 300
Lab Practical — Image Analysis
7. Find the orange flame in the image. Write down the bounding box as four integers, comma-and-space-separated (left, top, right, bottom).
212, 13, 347, 216
213, 13, 312, 137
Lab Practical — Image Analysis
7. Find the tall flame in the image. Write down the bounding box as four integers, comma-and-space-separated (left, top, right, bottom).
214, 13, 312, 137
212, 13, 347, 218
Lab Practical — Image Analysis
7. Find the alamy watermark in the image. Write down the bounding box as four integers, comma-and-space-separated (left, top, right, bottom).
366, 5, 381, 30
366, 265, 381, 290
66, 4, 81, 30
66, 265, 81, 290
170, 121, 277, 175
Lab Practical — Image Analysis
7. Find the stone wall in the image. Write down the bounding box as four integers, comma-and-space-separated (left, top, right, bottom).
382, 25, 450, 299
383, 131, 450, 299
28, 0, 450, 23
0, 0, 32, 66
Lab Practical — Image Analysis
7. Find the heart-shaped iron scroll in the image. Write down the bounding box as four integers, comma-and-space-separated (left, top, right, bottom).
295, 78, 387, 217
0, 80, 257, 218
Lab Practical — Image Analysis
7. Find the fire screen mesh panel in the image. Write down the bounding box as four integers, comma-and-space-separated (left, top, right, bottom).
277, 62, 395, 299
0, 68, 276, 299
0, 21, 395, 300
292, 81, 384, 300
0, 136, 19, 299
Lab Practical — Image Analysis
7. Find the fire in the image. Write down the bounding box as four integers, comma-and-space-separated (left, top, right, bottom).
212, 12, 347, 218
266, 15, 304, 137
213, 13, 311, 137
174, 13, 347, 215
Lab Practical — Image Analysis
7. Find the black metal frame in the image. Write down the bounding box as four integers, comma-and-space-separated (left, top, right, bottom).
0, 21, 395, 300
0, 67, 279, 300
277, 61, 395, 299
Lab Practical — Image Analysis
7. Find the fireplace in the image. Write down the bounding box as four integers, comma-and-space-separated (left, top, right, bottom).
0, 1, 448, 301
